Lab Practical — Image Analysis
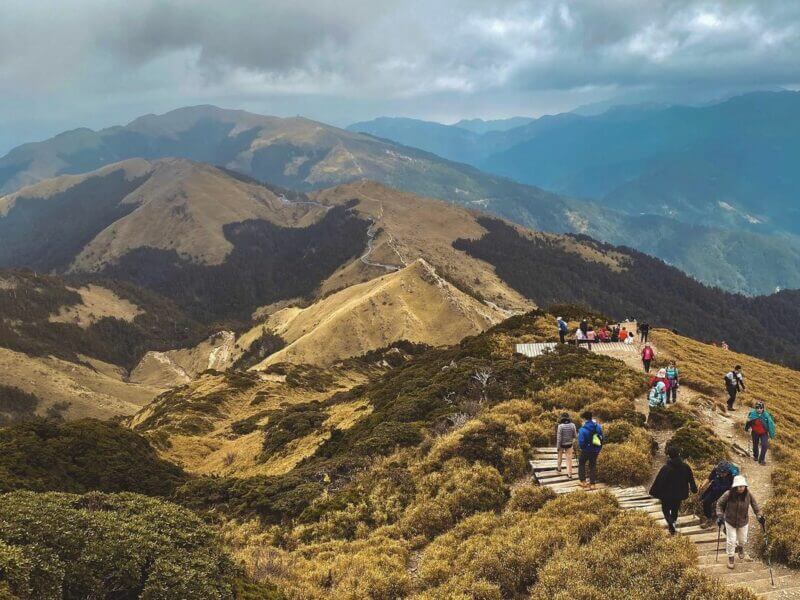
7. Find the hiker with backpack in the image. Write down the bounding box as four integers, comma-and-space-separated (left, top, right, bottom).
649, 446, 698, 535
641, 343, 655, 373
724, 366, 746, 410
665, 361, 680, 404
744, 401, 775, 465
577, 411, 603, 489
717, 475, 765, 569
699, 460, 738, 528
579, 318, 589, 338
640, 321, 650, 343
648, 380, 667, 409
557, 317, 568, 344
556, 413, 577, 479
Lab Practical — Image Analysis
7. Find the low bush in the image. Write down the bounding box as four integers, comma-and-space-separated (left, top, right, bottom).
0, 491, 266, 600
667, 422, 728, 464
583, 398, 646, 427
506, 485, 556, 513
529, 511, 753, 600
534, 378, 605, 411
0, 386, 39, 424
415, 492, 619, 597
647, 406, 693, 431
0, 418, 186, 496
598, 428, 654, 486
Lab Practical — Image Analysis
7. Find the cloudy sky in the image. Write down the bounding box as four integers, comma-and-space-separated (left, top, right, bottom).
2, 0, 799, 153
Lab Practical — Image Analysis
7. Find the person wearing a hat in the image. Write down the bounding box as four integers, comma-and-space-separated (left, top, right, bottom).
556, 316, 568, 344
555, 413, 577, 479
649, 445, 697, 535
716, 475, 765, 569
745, 401, 776, 465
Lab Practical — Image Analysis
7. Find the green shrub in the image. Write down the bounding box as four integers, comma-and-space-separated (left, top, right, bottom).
416, 492, 619, 597
667, 422, 728, 464
0, 418, 186, 496
583, 398, 646, 427
529, 511, 752, 600
647, 407, 693, 431
506, 485, 556, 513
0, 491, 261, 600
599, 428, 654, 486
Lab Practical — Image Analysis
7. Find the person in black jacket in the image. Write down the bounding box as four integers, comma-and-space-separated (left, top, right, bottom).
649, 445, 698, 535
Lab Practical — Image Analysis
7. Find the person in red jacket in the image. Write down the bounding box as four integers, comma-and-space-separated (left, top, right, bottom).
641, 343, 655, 373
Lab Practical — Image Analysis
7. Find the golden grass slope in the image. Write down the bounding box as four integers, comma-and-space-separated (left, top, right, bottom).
72, 158, 328, 271
128, 365, 373, 477
312, 180, 534, 312
251, 259, 506, 368
130, 331, 237, 388
47, 284, 143, 328
0, 347, 160, 420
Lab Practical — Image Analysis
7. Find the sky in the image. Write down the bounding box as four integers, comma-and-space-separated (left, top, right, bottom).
2, 0, 799, 154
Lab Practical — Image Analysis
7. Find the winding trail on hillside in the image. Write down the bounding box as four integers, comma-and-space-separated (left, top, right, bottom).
530, 340, 800, 597
354, 181, 407, 271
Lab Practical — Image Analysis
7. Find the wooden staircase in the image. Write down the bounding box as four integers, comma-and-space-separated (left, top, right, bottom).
531, 447, 800, 597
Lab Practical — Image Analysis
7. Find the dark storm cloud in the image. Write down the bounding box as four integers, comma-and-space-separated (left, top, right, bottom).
1, 0, 799, 151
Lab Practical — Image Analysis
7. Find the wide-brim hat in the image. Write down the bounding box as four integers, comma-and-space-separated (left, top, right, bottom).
732, 475, 748, 488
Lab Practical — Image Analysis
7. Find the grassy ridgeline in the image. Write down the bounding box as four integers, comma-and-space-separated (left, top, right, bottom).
208, 321, 748, 599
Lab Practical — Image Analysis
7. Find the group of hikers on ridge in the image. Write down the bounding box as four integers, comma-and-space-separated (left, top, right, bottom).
550, 327, 779, 571
556, 316, 646, 347
649, 451, 766, 569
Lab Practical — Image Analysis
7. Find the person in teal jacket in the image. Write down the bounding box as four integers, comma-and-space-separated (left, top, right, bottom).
648, 380, 667, 409
744, 401, 776, 465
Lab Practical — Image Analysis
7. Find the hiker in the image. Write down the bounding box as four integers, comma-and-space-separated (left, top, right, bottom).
586, 326, 595, 350
665, 361, 680, 404
579, 318, 589, 337
557, 316, 568, 344
650, 368, 672, 396
575, 327, 586, 346
611, 325, 620, 342
699, 461, 738, 528
577, 411, 603, 489
619, 327, 629, 342
648, 380, 667, 409
597, 327, 609, 343
745, 401, 775, 465
724, 366, 746, 411
717, 475, 765, 569
649, 446, 697, 535
556, 413, 577, 479
641, 343, 655, 373
624, 333, 635, 345
640, 321, 650, 343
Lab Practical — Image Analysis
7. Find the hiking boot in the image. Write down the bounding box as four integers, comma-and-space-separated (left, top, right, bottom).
578, 480, 589, 488
668, 523, 676, 535
727, 556, 735, 570
736, 545, 745, 560
700, 519, 713, 529
759, 460, 767, 466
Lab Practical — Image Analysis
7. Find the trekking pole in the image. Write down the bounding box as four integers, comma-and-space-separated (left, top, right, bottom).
761, 519, 775, 587
716, 523, 722, 562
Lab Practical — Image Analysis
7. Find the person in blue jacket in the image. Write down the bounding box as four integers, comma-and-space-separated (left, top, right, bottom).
556, 316, 568, 344
744, 401, 776, 465
578, 411, 603, 489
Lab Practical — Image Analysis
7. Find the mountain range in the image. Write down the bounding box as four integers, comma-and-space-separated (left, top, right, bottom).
5, 103, 800, 294
350, 91, 800, 294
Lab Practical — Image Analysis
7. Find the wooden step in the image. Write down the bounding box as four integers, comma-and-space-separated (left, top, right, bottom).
699, 561, 769, 576
721, 569, 778, 584
728, 575, 794, 594
756, 584, 800, 598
